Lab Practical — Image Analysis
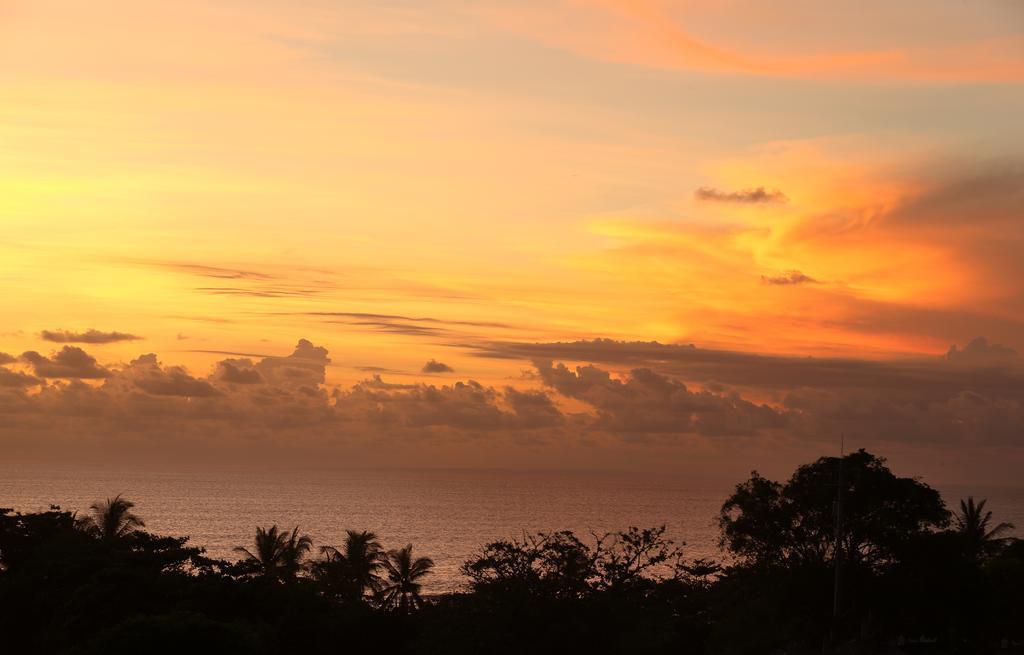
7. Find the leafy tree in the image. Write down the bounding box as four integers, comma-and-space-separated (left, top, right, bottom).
234, 525, 312, 582
955, 496, 1015, 559
313, 529, 385, 602
77, 495, 145, 542
462, 530, 596, 599
378, 544, 434, 613
464, 526, 680, 600
720, 449, 949, 570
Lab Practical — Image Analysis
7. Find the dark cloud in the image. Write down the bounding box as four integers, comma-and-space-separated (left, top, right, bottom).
473, 338, 1024, 395
0, 352, 16, 365
694, 186, 787, 204
128, 354, 222, 397
468, 337, 1024, 446
40, 329, 141, 344
334, 376, 562, 431
0, 340, 564, 450
945, 337, 1017, 365
215, 359, 265, 384
254, 338, 330, 387
761, 271, 816, 285
535, 361, 786, 436
0, 367, 41, 388
21, 347, 110, 379
3, 337, 1021, 464
422, 359, 454, 373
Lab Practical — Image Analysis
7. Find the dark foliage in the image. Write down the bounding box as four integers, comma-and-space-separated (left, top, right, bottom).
2, 449, 1021, 654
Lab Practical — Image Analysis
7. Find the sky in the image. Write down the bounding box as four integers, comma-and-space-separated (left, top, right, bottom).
2, 0, 1024, 484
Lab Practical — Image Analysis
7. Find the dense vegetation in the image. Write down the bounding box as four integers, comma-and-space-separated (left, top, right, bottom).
2, 450, 1022, 654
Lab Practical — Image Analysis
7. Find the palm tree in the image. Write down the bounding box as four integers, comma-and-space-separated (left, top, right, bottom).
378, 544, 434, 613
234, 525, 312, 582
77, 494, 145, 542
314, 530, 385, 602
955, 497, 1015, 558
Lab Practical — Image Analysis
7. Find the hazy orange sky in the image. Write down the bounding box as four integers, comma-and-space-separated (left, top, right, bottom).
2, 0, 1023, 483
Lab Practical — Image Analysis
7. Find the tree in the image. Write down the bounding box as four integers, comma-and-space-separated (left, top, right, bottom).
955, 496, 1015, 559
462, 530, 595, 599
595, 526, 680, 591
378, 545, 434, 613
233, 525, 312, 582
77, 495, 145, 542
719, 449, 949, 570
313, 530, 385, 602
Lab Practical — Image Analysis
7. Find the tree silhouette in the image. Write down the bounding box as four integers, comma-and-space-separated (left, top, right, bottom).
234, 525, 312, 582
955, 496, 1015, 559
378, 544, 434, 613
314, 529, 385, 602
77, 495, 145, 542
720, 449, 949, 570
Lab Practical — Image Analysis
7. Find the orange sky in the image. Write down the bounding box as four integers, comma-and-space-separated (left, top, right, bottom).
2, 0, 1023, 482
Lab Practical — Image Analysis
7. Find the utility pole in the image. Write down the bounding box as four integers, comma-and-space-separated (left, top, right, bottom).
830, 435, 845, 648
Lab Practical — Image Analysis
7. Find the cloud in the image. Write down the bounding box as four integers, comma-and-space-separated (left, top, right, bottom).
40, 329, 142, 344
535, 360, 787, 436
21, 347, 111, 379
761, 271, 816, 285
126, 259, 275, 280
291, 311, 516, 339
215, 359, 265, 384
334, 376, 563, 431
945, 337, 1017, 366
422, 359, 454, 373
334, 320, 445, 337
303, 312, 513, 330
127, 354, 222, 397
196, 286, 322, 298
0, 341, 567, 458
355, 365, 398, 373
2, 334, 1022, 471
695, 186, 787, 204
0, 352, 16, 365
467, 337, 1024, 448
474, 338, 1024, 395
0, 367, 41, 388
254, 338, 330, 388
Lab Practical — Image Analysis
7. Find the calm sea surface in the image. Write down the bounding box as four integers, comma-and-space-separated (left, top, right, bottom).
2, 467, 1021, 593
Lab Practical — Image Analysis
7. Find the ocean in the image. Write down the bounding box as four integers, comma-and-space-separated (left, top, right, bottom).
2, 466, 1021, 593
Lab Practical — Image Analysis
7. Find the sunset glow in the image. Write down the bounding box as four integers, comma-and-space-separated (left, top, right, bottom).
2, 0, 1023, 483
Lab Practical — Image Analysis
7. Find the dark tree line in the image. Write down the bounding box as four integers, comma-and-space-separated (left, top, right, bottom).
1, 450, 1021, 654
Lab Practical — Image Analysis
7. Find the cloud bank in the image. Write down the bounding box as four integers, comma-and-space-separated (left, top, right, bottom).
2, 337, 1022, 470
